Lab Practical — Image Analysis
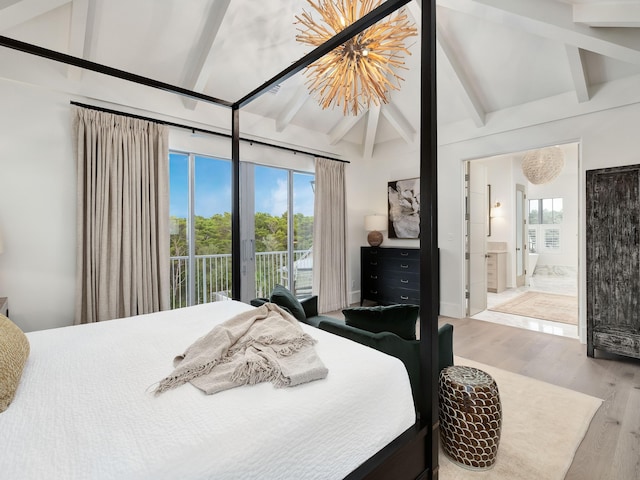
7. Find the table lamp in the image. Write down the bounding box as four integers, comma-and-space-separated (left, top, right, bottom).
365, 214, 387, 247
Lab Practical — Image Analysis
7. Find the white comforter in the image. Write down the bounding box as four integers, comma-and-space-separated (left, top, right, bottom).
0, 300, 415, 480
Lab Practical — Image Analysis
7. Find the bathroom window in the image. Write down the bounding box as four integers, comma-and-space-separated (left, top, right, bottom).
528, 198, 563, 254
528, 229, 537, 253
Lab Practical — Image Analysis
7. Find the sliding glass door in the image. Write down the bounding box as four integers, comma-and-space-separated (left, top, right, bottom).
251, 165, 315, 300
169, 152, 232, 308
170, 151, 314, 307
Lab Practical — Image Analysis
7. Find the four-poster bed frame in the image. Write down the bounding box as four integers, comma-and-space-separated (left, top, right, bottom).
0, 0, 439, 477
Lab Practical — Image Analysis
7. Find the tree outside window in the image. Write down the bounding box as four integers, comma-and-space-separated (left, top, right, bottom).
528, 198, 563, 254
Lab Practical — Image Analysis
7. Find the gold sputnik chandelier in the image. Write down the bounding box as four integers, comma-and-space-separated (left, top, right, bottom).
295, 0, 417, 116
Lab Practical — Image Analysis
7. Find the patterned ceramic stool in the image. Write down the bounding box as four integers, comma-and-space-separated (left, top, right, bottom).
439, 365, 502, 470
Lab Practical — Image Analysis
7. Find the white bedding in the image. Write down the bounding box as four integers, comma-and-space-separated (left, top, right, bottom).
0, 300, 415, 479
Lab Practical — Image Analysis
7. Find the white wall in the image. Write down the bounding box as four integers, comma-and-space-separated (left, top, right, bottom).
0, 80, 76, 332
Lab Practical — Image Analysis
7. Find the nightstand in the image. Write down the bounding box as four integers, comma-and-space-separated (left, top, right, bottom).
0, 297, 8, 317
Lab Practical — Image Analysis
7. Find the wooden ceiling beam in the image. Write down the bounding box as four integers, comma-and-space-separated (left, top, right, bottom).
363, 104, 381, 159
328, 113, 362, 145
275, 86, 308, 132
0, 0, 70, 31
574, 2, 640, 28
181, 0, 231, 110
436, 22, 486, 127
382, 102, 416, 143
437, 0, 640, 65
67, 0, 91, 80
565, 45, 590, 103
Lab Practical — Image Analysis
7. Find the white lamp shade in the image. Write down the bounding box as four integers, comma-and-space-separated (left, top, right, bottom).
365, 215, 387, 232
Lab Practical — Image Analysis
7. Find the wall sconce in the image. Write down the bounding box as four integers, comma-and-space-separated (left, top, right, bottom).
487, 185, 501, 237
365, 214, 387, 247
490, 202, 502, 218
488, 201, 502, 237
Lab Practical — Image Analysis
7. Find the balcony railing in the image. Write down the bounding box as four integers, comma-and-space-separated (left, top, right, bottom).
170, 250, 312, 309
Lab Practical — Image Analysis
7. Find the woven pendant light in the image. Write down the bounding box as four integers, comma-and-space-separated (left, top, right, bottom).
521, 147, 565, 185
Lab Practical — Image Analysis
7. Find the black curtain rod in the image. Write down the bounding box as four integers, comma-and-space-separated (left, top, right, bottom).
70, 101, 348, 164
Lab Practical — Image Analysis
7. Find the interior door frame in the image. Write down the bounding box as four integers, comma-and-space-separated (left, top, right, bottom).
515, 184, 526, 287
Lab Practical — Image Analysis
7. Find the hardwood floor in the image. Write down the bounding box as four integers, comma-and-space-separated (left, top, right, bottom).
439, 316, 640, 480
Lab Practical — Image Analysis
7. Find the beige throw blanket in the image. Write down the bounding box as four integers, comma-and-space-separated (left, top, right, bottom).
155, 303, 328, 395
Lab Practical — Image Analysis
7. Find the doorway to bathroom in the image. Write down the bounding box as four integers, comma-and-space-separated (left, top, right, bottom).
464, 142, 580, 339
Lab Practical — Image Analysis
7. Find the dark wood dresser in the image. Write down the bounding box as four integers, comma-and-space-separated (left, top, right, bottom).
360, 246, 420, 306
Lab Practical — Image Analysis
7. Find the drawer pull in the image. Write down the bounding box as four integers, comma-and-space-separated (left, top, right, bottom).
400, 279, 409, 284
400, 295, 409, 300
371, 290, 378, 294
370, 275, 378, 279
370, 261, 378, 266
401, 264, 409, 268
401, 252, 409, 256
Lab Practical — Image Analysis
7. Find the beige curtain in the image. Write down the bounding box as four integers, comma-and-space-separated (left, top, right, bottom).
73, 107, 170, 324
312, 158, 348, 313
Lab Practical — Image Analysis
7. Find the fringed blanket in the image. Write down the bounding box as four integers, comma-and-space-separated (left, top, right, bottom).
155, 303, 328, 395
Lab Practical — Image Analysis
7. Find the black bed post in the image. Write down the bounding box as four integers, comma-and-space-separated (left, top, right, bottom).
419, 0, 439, 478
231, 106, 241, 300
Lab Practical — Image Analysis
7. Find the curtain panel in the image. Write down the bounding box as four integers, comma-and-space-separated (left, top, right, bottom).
73, 107, 169, 324
312, 158, 348, 313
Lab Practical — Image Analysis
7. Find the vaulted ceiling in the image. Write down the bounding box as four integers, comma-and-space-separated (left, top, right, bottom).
1, 0, 640, 158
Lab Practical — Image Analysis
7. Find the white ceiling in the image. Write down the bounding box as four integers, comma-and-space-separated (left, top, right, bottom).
2, 0, 640, 158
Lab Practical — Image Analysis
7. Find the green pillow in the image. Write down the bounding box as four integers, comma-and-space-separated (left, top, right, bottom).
342, 304, 419, 341
270, 285, 306, 322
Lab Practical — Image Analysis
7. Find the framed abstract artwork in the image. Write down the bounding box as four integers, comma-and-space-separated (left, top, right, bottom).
388, 177, 420, 239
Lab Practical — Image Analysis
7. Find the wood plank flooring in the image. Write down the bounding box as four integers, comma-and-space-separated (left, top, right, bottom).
439, 316, 640, 480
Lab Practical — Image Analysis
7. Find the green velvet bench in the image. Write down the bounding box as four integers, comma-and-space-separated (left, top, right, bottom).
318, 320, 453, 409
249, 285, 454, 408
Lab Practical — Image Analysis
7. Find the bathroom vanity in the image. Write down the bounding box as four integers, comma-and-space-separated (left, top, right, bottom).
486, 251, 507, 293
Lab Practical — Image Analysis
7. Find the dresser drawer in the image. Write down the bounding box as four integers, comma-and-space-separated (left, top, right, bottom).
379, 287, 420, 305
381, 271, 420, 287
366, 247, 419, 260
378, 257, 419, 273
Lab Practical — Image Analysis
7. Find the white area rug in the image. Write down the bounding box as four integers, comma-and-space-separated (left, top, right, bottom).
439, 357, 602, 480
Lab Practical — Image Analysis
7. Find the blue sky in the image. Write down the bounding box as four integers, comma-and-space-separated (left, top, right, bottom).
169, 153, 315, 218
